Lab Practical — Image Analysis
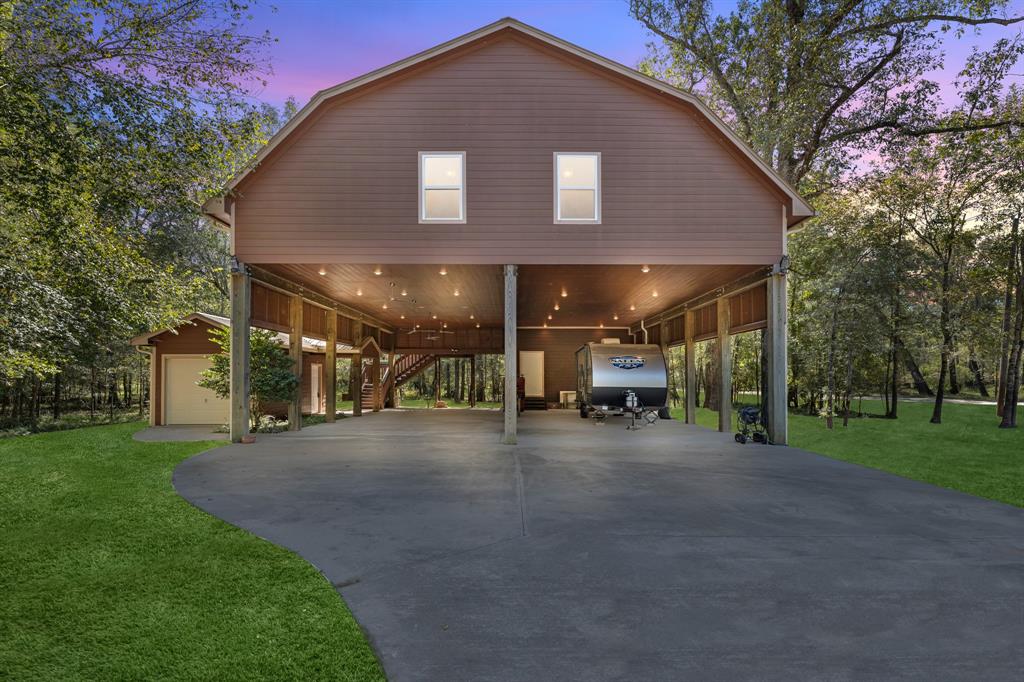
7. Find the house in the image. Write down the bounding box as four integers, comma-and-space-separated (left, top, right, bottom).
201, 18, 812, 443
131, 313, 362, 425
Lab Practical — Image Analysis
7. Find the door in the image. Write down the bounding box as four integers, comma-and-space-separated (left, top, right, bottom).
164, 356, 229, 424
519, 350, 545, 398
310, 362, 322, 414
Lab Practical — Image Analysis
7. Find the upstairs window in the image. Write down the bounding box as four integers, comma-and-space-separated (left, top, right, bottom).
420, 152, 465, 222
555, 153, 600, 223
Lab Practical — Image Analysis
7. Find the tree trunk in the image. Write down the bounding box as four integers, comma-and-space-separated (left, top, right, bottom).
997, 217, 1019, 416
894, 336, 932, 396
968, 348, 989, 398
843, 351, 853, 427
52, 370, 62, 421
948, 350, 961, 395
1000, 253, 1024, 428
931, 266, 952, 425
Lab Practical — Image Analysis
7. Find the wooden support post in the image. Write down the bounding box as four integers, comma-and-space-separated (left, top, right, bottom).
350, 321, 363, 417
717, 298, 732, 433
229, 266, 251, 442
503, 264, 517, 444
386, 351, 396, 408
288, 294, 303, 431
372, 355, 381, 412
435, 358, 443, 405
325, 312, 337, 423
765, 272, 788, 444
684, 309, 696, 425
469, 355, 476, 408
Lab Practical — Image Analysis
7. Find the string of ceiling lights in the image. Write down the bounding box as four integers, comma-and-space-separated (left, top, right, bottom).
314, 264, 659, 330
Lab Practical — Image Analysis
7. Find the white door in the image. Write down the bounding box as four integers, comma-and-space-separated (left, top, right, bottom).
164, 356, 229, 424
519, 351, 545, 398
310, 363, 322, 414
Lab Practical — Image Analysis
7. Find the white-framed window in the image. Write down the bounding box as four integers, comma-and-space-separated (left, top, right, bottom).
419, 152, 465, 223
554, 152, 600, 223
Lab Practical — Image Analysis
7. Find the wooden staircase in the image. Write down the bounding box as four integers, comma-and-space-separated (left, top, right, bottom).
523, 396, 547, 411
359, 354, 437, 409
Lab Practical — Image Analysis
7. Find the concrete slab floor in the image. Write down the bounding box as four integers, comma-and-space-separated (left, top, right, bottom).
174, 409, 1024, 681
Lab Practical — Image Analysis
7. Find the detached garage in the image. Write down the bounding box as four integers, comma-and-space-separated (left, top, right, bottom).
132, 313, 332, 426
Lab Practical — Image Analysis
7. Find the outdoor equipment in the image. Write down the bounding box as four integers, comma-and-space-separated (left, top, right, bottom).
735, 406, 767, 444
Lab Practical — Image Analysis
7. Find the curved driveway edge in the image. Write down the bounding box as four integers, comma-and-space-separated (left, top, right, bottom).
175, 410, 1024, 681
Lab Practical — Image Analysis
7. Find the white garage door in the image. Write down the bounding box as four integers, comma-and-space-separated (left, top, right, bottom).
164, 356, 229, 425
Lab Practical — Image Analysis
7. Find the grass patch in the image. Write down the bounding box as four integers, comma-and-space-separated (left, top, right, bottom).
394, 397, 501, 409
0, 423, 384, 681
672, 399, 1024, 508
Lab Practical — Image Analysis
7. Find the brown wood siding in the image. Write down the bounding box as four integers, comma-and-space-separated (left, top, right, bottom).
302, 301, 328, 339
646, 324, 661, 346
728, 284, 768, 334
150, 321, 222, 426
251, 282, 290, 332
234, 36, 784, 266
396, 327, 503, 353
337, 314, 353, 344
517, 328, 630, 404
692, 303, 718, 341
663, 315, 685, 346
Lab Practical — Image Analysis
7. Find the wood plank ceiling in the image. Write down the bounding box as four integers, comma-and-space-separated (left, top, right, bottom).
258, 263, 762, 331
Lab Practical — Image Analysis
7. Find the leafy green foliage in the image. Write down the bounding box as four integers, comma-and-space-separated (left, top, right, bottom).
0, 422, 385, 680
200, 327, 299, 427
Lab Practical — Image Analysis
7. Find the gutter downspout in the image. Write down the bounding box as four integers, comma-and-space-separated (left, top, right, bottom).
639, 318, 649, 344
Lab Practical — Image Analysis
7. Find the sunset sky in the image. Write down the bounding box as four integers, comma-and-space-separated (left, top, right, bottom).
248, 0, 1022, 109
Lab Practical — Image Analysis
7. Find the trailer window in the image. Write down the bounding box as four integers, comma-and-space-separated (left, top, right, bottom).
420, 152, 465, 222
555, 153, 600, 223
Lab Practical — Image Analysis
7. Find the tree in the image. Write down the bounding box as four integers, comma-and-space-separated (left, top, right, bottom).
631, 0, 1024, 188
200, 327, 298, 428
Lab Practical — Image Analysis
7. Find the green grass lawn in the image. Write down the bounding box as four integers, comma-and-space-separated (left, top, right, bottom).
394, 397, 501, 409
0, 423, 384, 681
672, 399, 1024, 508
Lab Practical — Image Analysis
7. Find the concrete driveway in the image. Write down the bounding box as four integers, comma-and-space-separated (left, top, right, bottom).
175, 410, 1024, 681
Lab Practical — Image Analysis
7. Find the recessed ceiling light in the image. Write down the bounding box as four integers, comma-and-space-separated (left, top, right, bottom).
652, 291, 659, 298
373, 266, 382, 276
475, 323, 480, 328
442, 322, 447, 328
400, 289, 408, 296
629, 304, 636, 311
439, 267, 448, 276
382, 303, 388, 310
469, 314, 475, 319
554, 303, 560, 311
613, 314, 619, 320
599, 323, 604, 328
415, 324, 421, 329
543, 322, 548, 328
454, 289, 460, 296
400, 314, 405, 319
318, 267, 326, 276
560, 288, 567, 298
547, 314, 553, 320
432, 314, 437, 319
356, 288, 363, 296
641, 265, 650, 273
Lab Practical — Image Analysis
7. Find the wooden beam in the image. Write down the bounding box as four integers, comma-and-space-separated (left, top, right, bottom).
325, 309, 337, 422
766, 271, 788, 444
229, 267, 251, 442
288, 293, 303, 431
350, 320, 363, 417
717, 295, 732, 433
371, 355, 381, 412
637, 266, 772, 329
684, 309, 696, 425
247, 265, 393, 333
503, 264, 517, 444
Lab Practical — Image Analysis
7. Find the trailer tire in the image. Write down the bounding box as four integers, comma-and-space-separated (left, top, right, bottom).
579, 406, 589, 419
657, 407, 671, 420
